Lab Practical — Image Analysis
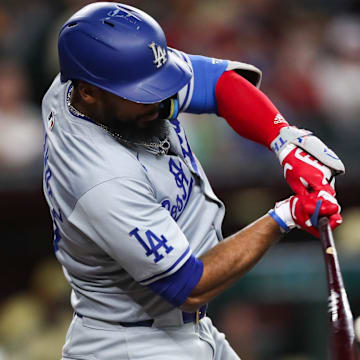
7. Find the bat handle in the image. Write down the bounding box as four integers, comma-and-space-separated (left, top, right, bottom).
318, 217, 359, 360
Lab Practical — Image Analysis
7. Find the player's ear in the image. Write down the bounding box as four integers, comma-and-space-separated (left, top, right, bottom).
77, 82, 99, 104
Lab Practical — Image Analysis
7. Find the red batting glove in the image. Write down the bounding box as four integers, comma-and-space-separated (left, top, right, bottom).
269, 190, 342, 238
270, 126, 344, 207
280, 144, 336, 197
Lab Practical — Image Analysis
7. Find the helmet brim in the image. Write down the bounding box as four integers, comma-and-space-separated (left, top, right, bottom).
97, 51, 192, 104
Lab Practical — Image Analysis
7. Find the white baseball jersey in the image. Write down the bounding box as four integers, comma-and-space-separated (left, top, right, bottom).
42, 49, 261, 323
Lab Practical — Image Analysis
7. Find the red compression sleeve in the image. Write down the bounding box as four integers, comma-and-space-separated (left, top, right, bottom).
216, 70, 289, 148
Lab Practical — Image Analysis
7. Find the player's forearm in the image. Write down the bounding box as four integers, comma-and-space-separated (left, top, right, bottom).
216, 70, 288, 148
181, 214, 280, 312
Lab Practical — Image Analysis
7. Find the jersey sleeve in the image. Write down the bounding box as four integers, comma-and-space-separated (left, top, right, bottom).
68, 177, 192, 285
171, 48, 262, 115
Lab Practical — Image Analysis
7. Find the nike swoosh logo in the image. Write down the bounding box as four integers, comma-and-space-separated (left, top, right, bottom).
324, 148, 339, 160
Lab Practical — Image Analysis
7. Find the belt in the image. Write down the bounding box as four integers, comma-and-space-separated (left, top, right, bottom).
75, 305, 207, 328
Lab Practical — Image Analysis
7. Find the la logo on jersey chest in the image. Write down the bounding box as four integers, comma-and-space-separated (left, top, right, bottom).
149, 42, 167, 68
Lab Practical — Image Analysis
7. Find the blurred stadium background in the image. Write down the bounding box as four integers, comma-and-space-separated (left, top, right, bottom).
1, 0, 360, 359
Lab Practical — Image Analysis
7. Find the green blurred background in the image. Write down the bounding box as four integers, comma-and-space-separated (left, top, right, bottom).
1, 0, 360, 359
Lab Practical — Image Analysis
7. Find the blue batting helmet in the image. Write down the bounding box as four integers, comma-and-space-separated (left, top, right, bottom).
58, 2, 192, 103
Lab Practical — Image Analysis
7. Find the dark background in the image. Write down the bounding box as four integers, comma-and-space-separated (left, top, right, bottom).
1, 0, 360, 359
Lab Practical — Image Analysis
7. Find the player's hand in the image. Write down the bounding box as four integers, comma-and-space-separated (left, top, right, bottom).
270, 126, 345, 219
269, 191, 342, 238
281, 144, 335, 197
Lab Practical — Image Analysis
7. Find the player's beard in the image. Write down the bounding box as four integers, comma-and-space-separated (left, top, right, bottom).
102, 113, 170, 145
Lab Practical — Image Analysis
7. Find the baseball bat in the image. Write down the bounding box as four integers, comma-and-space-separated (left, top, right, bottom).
318, 217, 359, 359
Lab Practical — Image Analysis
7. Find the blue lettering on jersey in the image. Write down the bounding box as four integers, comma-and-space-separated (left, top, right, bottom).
43, 134, 53, 198
170, 119, 199, 175
44, 168, 53, 197
129, 228, 174, 263
161, 158, 193, 221
51, 207, 63, 251
43, 131, 63, 251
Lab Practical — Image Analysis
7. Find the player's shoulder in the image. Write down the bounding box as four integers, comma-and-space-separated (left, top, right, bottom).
42, 75, 151, 210
170, 47, 262, 87
170, 48, 262, 113
168, 48, 193, 71
42, 74, 63, 110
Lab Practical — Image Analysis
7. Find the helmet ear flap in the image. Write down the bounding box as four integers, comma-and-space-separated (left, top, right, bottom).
159, 97, 179, 120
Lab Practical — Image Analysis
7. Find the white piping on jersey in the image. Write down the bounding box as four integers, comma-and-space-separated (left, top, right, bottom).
65, 83, 94, 123
170, 48, 194, 113
180, 52, 194, 112
140, 245, 191, 285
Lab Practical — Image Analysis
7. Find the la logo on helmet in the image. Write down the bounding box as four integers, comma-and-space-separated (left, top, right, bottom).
149, 42, 167, 68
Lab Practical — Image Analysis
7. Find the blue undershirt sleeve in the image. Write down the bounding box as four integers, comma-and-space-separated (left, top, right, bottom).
147, 254, 204, 307
185, 55, 228, 115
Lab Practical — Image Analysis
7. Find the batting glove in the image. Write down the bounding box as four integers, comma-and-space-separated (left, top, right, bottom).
271, 126, 345, 203
269, 191, 342, 238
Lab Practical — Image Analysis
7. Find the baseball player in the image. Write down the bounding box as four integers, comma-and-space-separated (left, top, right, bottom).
42, 3, 345, 359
